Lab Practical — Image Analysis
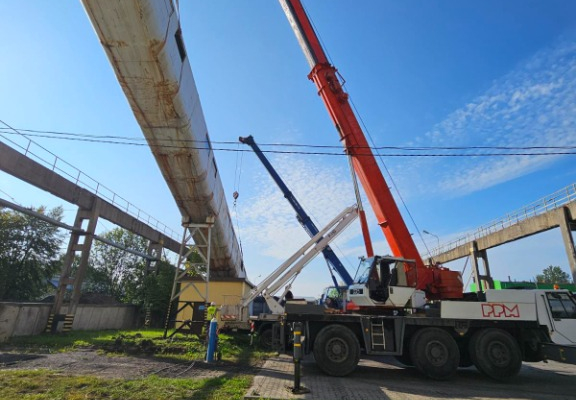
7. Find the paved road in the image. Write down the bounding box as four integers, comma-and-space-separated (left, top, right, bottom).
246, 354, 576, 400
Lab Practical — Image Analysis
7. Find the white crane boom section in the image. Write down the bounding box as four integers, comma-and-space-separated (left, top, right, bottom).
242, 206, 359, 314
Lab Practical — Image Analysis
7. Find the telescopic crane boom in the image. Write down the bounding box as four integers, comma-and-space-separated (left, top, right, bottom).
240, 135, 353, 286
278, 0, 463, 299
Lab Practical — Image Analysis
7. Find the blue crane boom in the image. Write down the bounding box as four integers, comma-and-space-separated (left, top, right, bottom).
240, 135, 353, 286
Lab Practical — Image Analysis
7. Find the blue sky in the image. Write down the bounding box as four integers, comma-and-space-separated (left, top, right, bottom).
1, 1, 575, 296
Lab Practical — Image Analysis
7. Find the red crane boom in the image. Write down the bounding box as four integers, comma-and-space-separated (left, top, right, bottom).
279, 0, 462, 299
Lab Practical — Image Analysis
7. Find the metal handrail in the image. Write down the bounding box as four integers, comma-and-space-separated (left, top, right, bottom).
0, 132, 179, 242
431, 183, 576, 255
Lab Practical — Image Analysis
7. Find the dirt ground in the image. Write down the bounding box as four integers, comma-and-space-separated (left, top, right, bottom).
0, 350, 263, 380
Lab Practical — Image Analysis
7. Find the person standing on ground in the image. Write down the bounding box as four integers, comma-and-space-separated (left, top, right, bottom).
206, 301, 219, 321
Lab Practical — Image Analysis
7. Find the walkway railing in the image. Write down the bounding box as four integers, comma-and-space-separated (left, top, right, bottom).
0, 129, 179, 242
431, 182, 576, 256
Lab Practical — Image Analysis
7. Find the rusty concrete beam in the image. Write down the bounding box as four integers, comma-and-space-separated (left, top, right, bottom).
434, 202, 576, 264
0, 141, 181, 254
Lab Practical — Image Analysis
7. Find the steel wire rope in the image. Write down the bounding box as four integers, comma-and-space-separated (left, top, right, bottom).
347, 95, 433, 257
0, 188, 18, 204
232, 141, 245, 262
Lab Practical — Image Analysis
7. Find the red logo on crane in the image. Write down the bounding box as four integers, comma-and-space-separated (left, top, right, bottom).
481, 303, 520, 318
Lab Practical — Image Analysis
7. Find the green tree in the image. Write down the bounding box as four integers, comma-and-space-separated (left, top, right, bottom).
535, 265, 572, 284
142, 260, 175, 327
0, 206, 64, 300
87, 228, 148, 303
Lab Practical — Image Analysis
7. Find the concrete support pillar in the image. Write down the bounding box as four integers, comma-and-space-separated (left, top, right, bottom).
48, 199, 101, 332
558, 206, 576, 284
478, 249, 494, 290
470, 241, 494, 293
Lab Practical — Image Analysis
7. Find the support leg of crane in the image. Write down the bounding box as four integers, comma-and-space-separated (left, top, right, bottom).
289, 322, 310, 394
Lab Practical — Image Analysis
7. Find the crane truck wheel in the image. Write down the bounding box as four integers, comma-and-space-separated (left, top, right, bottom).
409, 327, 460, 380
313, 324, 360, 377
469, 328, 522, 381
258, 327, 274, 349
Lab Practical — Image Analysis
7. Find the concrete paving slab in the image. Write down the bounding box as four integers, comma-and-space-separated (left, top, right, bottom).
245, 354, 576, 400
244, 354, 400, 400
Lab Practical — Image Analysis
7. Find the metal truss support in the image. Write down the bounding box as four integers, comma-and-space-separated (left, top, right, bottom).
470, 240, 494, 295
146, 240, 163, 274
163, 219, 213, 338
143, 240, 163, 327
46, 199, 101, 333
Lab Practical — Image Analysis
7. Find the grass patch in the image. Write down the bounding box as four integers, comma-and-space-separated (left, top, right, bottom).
3, 329, 274, 364
0, 369, 252, 400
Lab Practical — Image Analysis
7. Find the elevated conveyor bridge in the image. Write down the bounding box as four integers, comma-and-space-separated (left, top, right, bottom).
425, 183, 576, 286
81, 0, 244, 279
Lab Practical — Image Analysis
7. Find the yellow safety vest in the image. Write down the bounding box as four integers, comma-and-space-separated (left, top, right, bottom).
206, 305, 218, 320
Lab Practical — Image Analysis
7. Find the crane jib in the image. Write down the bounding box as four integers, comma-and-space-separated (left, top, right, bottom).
279, 0, 464, 299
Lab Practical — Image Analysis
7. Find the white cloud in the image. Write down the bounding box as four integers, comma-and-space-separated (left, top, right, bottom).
409, 34, 576, 197
236, 154, 361, 260
233, 33, 576, 295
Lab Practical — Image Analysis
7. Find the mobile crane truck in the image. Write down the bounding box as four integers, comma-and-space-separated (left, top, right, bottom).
277, 0, 576, 381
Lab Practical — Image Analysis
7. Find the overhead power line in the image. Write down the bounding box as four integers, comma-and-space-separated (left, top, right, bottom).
1, 127, 575, 157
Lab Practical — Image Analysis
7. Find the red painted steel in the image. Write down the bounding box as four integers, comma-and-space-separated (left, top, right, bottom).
280, 0, 462, 298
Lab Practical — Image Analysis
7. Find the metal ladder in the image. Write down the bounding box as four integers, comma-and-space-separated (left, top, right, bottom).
371, 319, 386, 351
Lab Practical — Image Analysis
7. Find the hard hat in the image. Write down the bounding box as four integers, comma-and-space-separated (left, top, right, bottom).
210, 301, 216, 306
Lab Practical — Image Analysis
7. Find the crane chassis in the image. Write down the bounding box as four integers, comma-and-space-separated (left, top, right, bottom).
282, 287, 576, 380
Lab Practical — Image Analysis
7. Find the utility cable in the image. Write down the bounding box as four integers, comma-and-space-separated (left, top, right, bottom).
1, 127, 575, 153
1, 130, 573, 157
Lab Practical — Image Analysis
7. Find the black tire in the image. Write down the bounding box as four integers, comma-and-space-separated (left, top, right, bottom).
258, 327, 273, 349
469, 328, 522, 381
409, 327, 460, 380
313, 324, 360, 377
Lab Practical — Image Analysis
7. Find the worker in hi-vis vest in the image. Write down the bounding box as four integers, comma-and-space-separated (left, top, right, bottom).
206, 302, 219, 321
